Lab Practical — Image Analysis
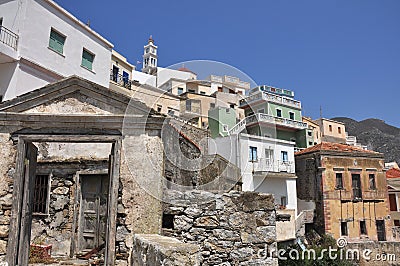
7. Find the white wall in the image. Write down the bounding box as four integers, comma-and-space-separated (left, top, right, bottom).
131, 70, 156, 87
0, 0, 113, 100
157, 67, 196, 87
209, 133, 297, 211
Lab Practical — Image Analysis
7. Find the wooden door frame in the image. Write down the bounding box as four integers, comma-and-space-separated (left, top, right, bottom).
70, 169, 108, 258
7, 135, 122, 266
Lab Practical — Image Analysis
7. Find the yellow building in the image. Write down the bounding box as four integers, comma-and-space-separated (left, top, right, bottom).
295, 142, 393, 242
314, 118, 346, 143
302, 116, 321, 145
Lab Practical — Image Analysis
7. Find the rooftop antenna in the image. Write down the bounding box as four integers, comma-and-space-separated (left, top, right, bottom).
320, 105, 323, 119
86, 20, 90, 27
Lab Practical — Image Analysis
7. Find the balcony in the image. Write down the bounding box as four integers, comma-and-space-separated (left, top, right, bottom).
239, 91, 301, 109
248, 113, 308, 130
110, 70, 132, 89
228, 113, 308, 135
252, 158, 295, 173
0, 26, 18, 50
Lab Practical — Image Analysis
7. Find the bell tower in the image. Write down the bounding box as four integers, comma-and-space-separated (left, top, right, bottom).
142, 35, 158, 75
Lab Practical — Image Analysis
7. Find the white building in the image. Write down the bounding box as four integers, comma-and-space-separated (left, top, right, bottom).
0, 0, 113, 101
209, 133, 298, 241
209, 133, 297, 210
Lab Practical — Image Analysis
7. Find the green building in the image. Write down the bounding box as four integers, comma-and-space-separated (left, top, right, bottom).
232, 85, 314, 149
208, 107, 237, 138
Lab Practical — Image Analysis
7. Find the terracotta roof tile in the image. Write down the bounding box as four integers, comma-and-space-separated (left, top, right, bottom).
295, 142, 379, 156
387, 168, 400, 179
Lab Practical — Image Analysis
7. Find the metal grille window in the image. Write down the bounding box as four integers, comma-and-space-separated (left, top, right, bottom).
49, 29, 66, 54
33, 175, 49, 214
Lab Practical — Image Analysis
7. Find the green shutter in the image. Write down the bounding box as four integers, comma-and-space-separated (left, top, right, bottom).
49, 30, 65, 54
81, 49, 94, 70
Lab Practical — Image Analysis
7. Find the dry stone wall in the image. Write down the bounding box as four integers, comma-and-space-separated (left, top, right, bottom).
162, 190, 278, 266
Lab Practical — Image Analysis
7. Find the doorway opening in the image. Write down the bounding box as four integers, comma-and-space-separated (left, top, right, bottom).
7, 135, 121, 266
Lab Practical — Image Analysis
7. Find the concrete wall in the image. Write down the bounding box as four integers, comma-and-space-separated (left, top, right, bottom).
315, 118, 346, 143
132, 234, 201, 266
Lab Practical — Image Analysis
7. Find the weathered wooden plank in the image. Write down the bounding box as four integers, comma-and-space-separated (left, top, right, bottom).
6, 139, 26, 265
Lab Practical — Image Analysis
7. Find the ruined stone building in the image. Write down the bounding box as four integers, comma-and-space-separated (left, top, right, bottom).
0, 76, 278, 265
295, 142, 393, 242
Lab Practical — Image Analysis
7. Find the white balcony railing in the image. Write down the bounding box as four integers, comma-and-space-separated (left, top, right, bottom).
252, 158, 295, 173
0, 26, 18, 50
240, 91, 301, 109
228, 113, 308, 135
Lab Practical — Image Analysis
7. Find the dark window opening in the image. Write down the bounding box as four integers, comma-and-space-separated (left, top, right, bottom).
352, 174, 362, 199
389, 194, 398, 211
338, 127, 342, 134
33, 175, 49, 214
360, 220, 367, 235
369, 174, 376, 190
157, 105, 162, 113
329, 125, 332, 132
230, 104, 235, 109
276, 109, 282, 117
336, 173, 344, 189
289, 112, 295, 120
341, 221, 348, 236
162, 214, 175, 229
376, 220, 386, 241
394, 220, 400, 227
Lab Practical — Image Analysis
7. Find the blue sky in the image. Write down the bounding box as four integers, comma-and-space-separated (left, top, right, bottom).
55, 0, 400, 127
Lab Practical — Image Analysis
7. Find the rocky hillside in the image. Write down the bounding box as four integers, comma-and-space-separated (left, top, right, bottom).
332, 117, 400, 164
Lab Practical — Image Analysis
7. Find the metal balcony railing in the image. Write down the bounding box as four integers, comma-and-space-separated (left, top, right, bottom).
110, 70, 132, 89
0, 26, 18, 50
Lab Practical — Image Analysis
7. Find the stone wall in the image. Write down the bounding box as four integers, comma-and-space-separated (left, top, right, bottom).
0, 134, 17, 261
131, 234, 201, 266
346, 242, 400, 266
162, 190, 278, 265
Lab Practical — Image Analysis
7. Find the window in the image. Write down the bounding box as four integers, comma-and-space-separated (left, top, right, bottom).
276, 109, 282, 117
336, 173, 344, 189
281, 196, 287, 207
177, 87, 184, 95
338, 127, 342, 134
289, 112, 295, 120
389, 194, 398, 211
200, 91, 206, 95
308, 141, 313, 146
167, 108, 174, 116
249, 146, 257, 162
341, 222, 348, 236
218, 87, 223, 92
0, 95, 3, 103
352, 174, 362, 199
230, 104, 235, 109
188, 89, 195, 93
360, 220, 367, 235
33, 175, 49, 214
258, 109, 265, 114
369, 174, 376, 190
222, 124, 229, 132
49, 28, 66, 54
281, 151, 288, 162
81, 49, 95, 71
329, 125, 332, 132
394, 220, 400, 227
122, 71, 129, 86
157, 105, 162, 113
210, 103, 215, 109
186, 100, 192, 112
308, 131, 312, 137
